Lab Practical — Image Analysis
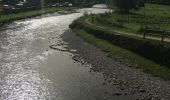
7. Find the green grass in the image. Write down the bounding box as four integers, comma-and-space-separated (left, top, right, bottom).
75, 29, 170, 80
0, 7, 77, 23
76, 15, 170, 44
132, 3, 170, 18
94, 3, 170, 36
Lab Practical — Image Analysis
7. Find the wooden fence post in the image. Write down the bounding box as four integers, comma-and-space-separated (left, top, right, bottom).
158, 22, 161, 30
161, 30, 165, 42
92, 16, 94, 24
143, 30, 146, 39
143, 27, 146, 39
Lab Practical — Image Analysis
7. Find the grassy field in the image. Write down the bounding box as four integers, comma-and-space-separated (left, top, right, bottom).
94, 3, 170, 36
74, 29, 170, 80
0, 7, 77, 24
132, 3, 170, 17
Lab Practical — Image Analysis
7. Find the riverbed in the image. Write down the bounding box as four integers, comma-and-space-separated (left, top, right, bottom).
0, 5, 169, 100
0, 5, 118, 100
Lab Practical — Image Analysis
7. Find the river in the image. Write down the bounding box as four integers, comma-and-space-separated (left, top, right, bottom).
0, 5, 134, 100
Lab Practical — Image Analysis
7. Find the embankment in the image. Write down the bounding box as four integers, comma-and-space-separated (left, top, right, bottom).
69, 16, 170, 80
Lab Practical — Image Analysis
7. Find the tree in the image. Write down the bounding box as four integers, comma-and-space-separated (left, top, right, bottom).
137, 0, 145, 7
3, 0, 20, 5
110, 0, 136, 13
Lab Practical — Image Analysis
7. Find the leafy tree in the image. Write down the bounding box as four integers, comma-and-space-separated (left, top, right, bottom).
109, 0, 136, 12
3, 0, 20, 5
137, 0, 145, 7
145, 0, 170, 4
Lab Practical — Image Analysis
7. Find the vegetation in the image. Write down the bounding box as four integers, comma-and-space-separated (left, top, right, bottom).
3, 0, 100, 5
69, 3, 170, 80
108, 0, 137, 12
0, 3, 2, 12
145, 0, 170, 5
0, 7, 76, 24
73, 29, 170, 80
106, 0, 170, 12
0, 0, 100, 25
70, 15, 170, 68
94, 3, 170, 36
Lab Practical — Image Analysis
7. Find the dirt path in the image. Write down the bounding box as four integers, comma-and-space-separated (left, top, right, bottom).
86, 19, 170, 42
63, 29, 170, 100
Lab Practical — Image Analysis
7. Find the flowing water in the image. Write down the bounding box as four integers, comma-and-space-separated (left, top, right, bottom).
0, 5, 132, 100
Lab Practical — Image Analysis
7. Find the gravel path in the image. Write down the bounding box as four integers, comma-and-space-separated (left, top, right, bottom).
62, 29, 170, 100
85, 18, 170, 42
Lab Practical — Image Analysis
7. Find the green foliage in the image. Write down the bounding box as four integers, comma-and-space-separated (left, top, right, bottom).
109, 0, 137, 12
93, 3, 170, 35
145, 0, 170, 5
70, 11, 170, 69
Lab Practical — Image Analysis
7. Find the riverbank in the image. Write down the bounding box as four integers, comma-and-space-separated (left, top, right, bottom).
63, 29, 170, 100
0, 7, 77, 26
70, 15, 170, 80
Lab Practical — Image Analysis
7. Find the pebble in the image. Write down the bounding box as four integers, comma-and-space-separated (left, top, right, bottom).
124, 92, 128, 95
108, 80, 112, 83
104, 91, 108, 94
115, 92, 122, 95
139, 89, 146, 93
120, 88, 124, 90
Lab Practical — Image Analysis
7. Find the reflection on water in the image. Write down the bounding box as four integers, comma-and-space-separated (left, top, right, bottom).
0, 5, 119, 100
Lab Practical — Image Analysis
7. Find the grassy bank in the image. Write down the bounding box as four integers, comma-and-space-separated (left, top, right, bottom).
71, 15, 170, 66
0, 7, 77, 25
94, 3, 170, 36
74, 29, 170, 80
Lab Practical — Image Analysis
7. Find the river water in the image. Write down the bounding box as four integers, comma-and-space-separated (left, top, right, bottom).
0, 5, 130, 100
